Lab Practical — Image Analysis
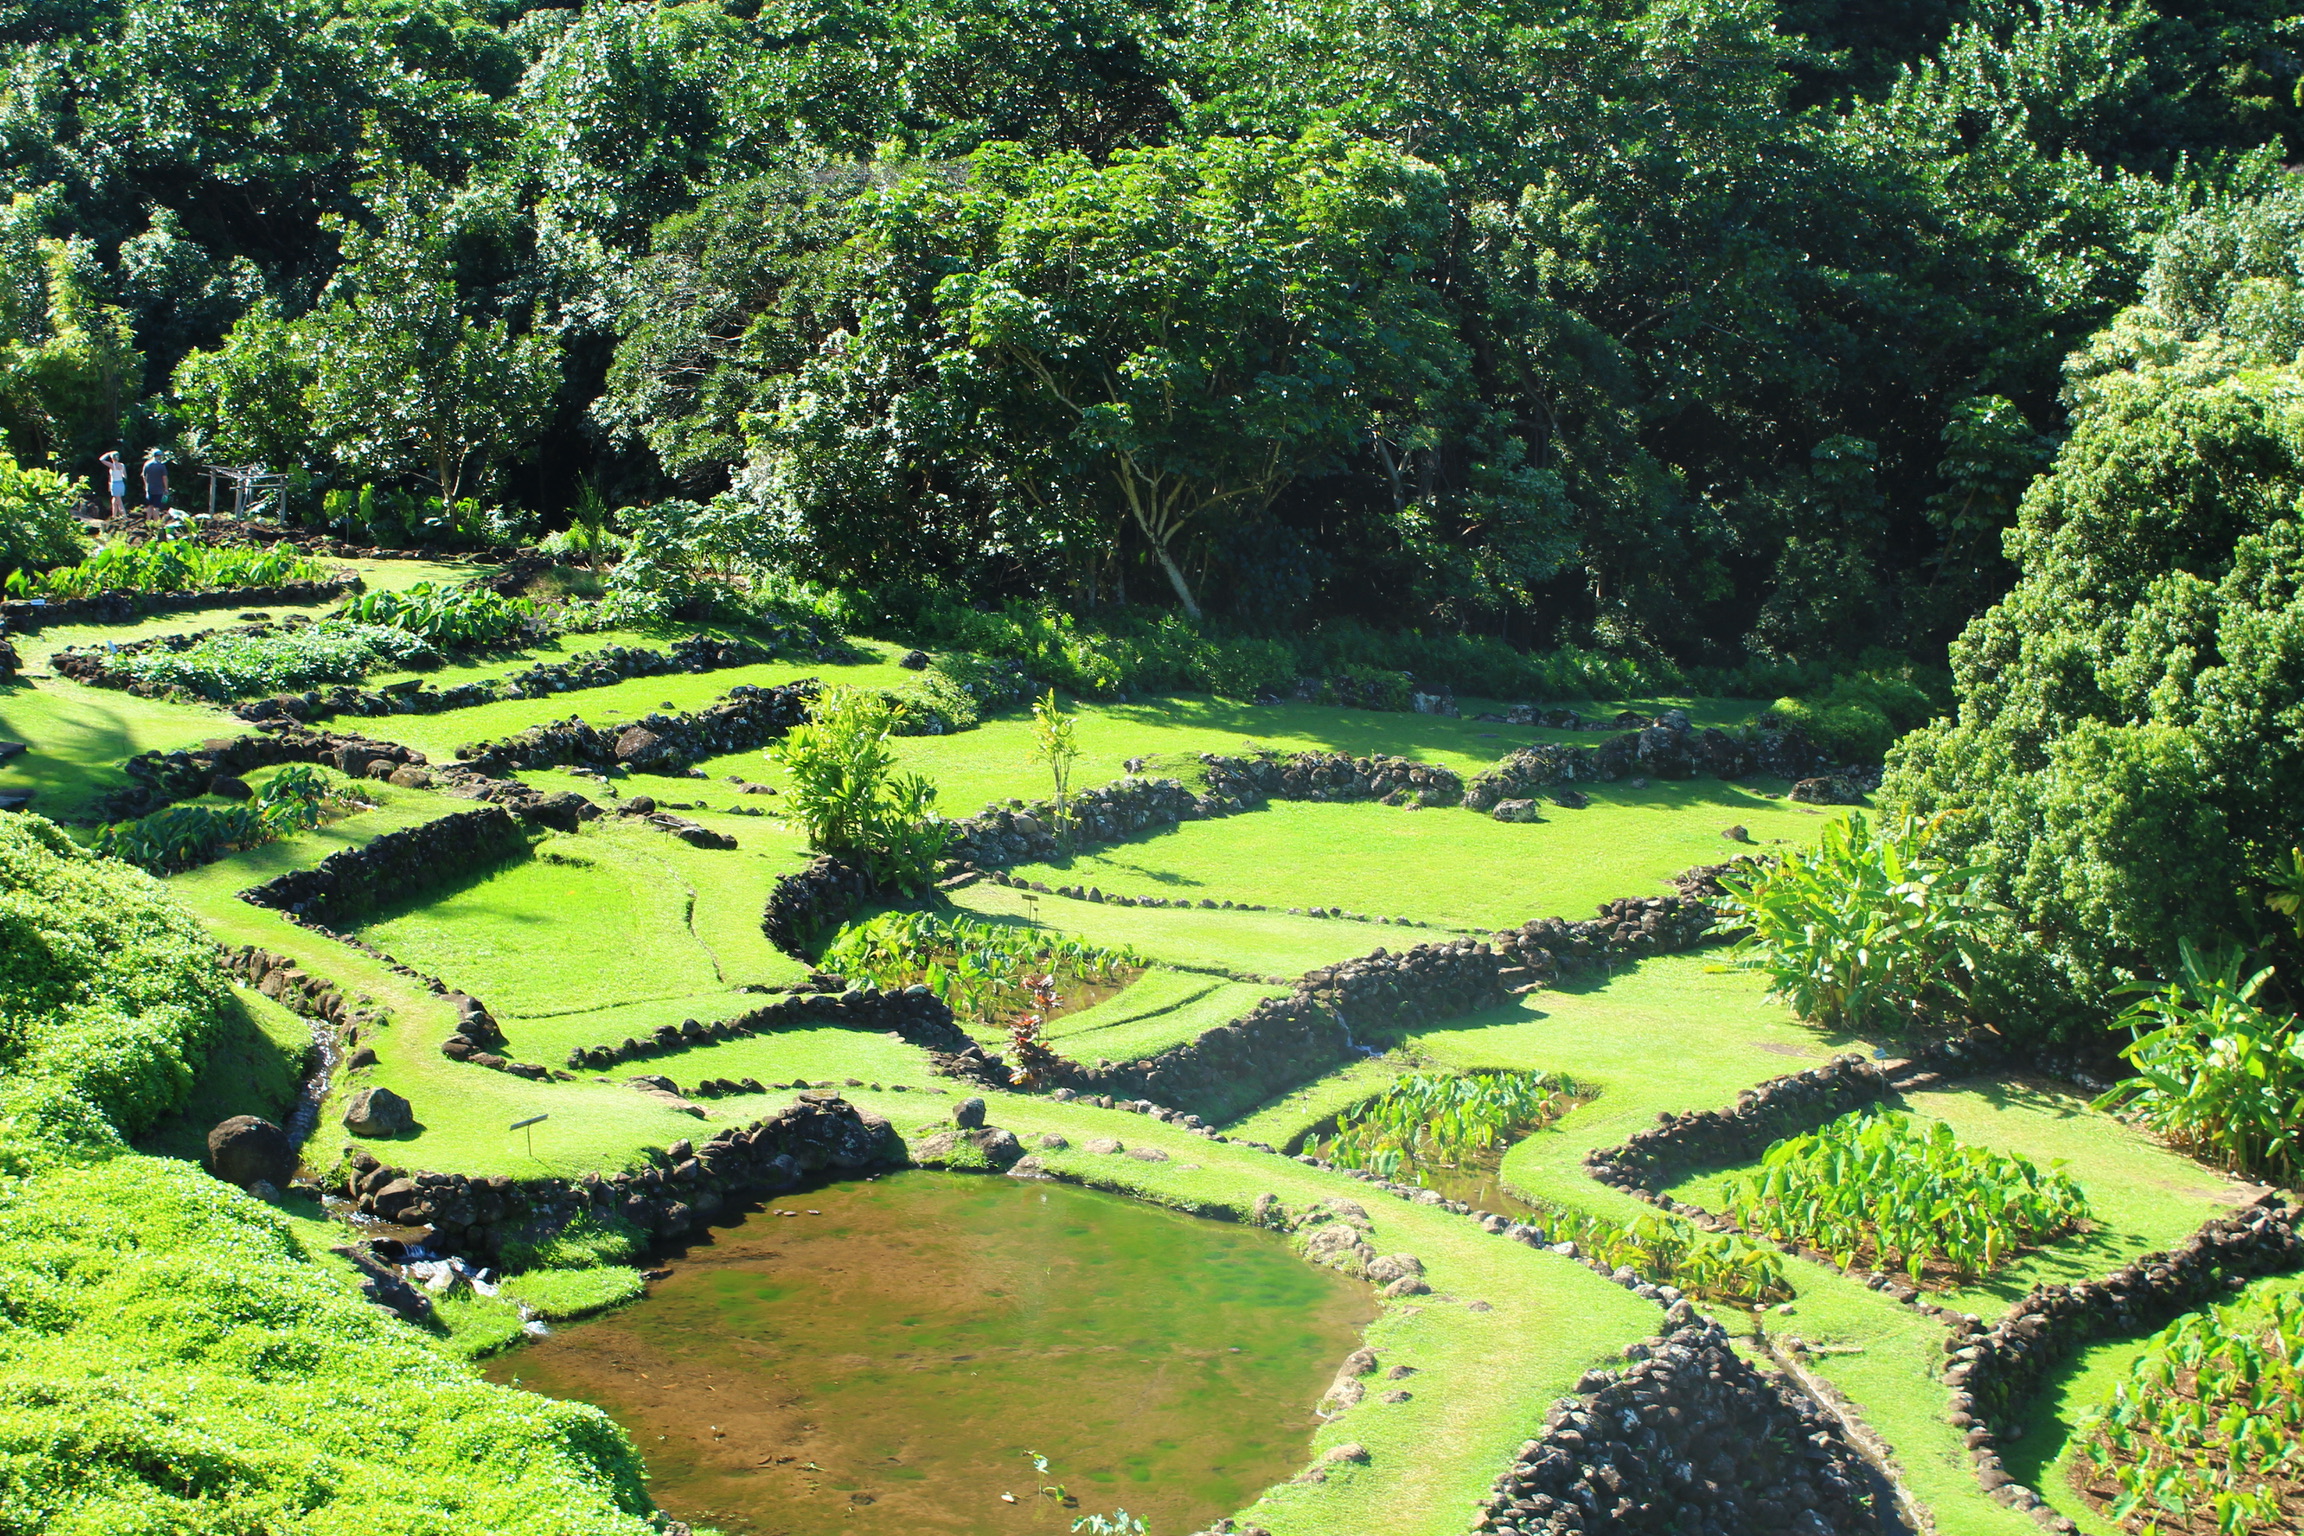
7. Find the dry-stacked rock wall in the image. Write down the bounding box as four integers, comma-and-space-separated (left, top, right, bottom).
1464, 718, 1839, 810
1473, 1310, 1887, 1536
1493, 895, 1721, 981
452, 680, 816, 777
239, 806, 529, 925
240, 633, 777, 724
564, 979, 971, 1070
1199, 750, 1468, 808
340, 1092, 902, 1261
761, 854, 881, 959
1942, 1199, 2303, 1527
935, 938, 1515, 1120
1, 576, 359, 633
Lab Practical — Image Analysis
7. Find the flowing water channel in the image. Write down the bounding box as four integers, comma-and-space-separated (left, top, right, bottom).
486, 1170, 1376, 1536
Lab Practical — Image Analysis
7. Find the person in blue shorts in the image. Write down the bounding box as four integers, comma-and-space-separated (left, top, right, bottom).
99, 450, 126, 517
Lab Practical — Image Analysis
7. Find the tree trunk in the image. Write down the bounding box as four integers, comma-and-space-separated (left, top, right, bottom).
1146, 529, 1201, 620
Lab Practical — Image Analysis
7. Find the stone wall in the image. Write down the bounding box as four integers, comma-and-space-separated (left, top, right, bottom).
936, 937, 1514, 1121
563, 978, 972, 1070
1472, 1309, 1887, 1536
942, 775, 1209, 868
239, 633, 775, 724
1942, 1198, 2304, 1528
1200, 750, 1467, 809
0, 576, 359, 633
1464, 717, 1839, 811
452, 680, 816, 777
339, 1092, 903, 1262
1492, 894, 1723, 981
761, 854, 881, 959
239, 806, 530, 926
1585, 1055, 1897, 1194
95, 727, 432, 821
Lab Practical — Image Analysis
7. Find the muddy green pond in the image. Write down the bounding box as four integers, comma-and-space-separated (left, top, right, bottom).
487, 1171, 1376, 1535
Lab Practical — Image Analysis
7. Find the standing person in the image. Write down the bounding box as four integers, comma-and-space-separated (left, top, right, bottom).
99, 450, 126, 518
142, 447, 169, 511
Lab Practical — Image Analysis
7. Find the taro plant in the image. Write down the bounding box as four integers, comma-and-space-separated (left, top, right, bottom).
8, 538, 329, 599
2095, 941, 2304, 1184
109, 620, 436, 700
820, 910, 1140, 1025
1321, 1071, 1578, 1181
1713, 811, 2000, 1034
769, 686, 951, 892
1721, 1109, 2090, 1283
1546, 1208, 1793, 1305
93, 764, 362, 873
1073, 1514, 1147, 1536
2076, 1289, 2303, 1534
335, 580, 541, 645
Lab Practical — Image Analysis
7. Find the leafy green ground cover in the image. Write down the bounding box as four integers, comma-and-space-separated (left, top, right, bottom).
132, 984, 313, 1164
1007, 786, 1834, 932
0, 813, 655, 1532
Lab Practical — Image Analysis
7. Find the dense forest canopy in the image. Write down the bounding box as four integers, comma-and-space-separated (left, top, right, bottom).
2, 0, 2300, 665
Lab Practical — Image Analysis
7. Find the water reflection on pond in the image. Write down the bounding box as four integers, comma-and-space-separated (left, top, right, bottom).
487, 1170, 1376, 1536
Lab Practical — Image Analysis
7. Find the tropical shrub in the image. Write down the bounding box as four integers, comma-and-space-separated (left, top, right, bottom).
1714, 812, 2000, 1035
112, 619, 436, 700
1722, 1109, 2091, 1283
6, 538, 328, 598
336, 579, 542, 645
819, 910, 1141, 1025
1884, 194, 2304, 1015
768, 686, 951, 891
1321, 1071, 1578, 1181
2096, 942, 2304, 1184
2076, 1287, 2303, 1535
0, 446, 82, 573
93, 764, 360, 873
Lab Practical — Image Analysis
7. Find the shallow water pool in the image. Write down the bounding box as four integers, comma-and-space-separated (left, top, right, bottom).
487, 1170, 1375, 1535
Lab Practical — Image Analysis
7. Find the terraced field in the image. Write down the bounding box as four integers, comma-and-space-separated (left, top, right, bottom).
5, 568, 2287, 1536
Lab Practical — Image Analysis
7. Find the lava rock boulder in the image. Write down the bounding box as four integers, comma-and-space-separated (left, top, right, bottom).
342, 1086, 415, 1137
207, 1114, 296, 1186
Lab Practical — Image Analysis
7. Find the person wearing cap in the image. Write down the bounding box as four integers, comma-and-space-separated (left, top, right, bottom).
142, 448, 169, 510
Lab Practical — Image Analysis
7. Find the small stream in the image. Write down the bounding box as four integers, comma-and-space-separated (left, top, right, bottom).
485, 1171, 1376, 1536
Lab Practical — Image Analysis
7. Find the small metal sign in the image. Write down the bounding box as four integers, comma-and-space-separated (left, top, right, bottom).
511, 1112, 548, 1157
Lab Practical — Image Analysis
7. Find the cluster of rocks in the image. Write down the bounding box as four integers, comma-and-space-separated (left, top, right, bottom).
1493, 705, 1653, 731
1945, 1198, 2304, 1530
452, 680, 817, 778
610, 795, 737, 849
1492, 895, 1723, 981
564, 979, 970, 1070
1472, 1312, 1886, 1536
1199, 750, 1467, 809
217, 943, 380, 1143
238, 633, 777, 724
942, 775, 1210, 868
2, 575, 358, 635
1462, 716, 1840, 811
239, 805, 529, 926
91, 726, 588, 828
1584, 1055, 1894, 1195
434, 990, 554, 1080
761, 854, 881, 958
340, 1092, 903, 1262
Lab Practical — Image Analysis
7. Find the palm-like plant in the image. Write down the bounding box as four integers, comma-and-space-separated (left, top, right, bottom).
2096, 940, 2304, 1183
1714, 811, 2000, 1034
